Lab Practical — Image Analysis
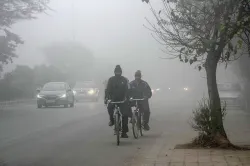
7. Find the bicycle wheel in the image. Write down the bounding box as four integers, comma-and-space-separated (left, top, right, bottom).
115, 113, 120, 145
138, 111, 143, 136
132, 111, 139, 139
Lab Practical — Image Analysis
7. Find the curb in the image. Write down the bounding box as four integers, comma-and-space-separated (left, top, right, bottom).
0, 99, 36, 108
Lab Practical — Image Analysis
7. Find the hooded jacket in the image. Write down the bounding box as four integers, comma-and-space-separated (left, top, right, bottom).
105, 76, 130, 101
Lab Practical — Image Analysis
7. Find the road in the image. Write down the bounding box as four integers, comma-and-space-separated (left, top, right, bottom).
0, 99, 249, 166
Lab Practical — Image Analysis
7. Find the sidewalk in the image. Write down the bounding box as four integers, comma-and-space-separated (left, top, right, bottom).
122, 108, 250, 166
0, 99, 35, 108
125, 147, 250, 166
123, 130, 250, 166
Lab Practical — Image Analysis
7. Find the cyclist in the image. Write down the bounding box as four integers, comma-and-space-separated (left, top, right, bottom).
129, 70, 152, 131
104, 65, 130, 138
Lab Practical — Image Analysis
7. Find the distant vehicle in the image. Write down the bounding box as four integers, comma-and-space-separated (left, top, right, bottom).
218, 83, 241, 106
103, 80, 108, 88
151, 88, 161, 95
151, 86, 190, 94
73, 81, 100, 102
36, 82, 75, 108
151, 85, 192, 101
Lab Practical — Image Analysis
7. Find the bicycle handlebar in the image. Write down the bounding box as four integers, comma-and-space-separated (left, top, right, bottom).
107, 100, 126, 104
129, 98, 145, 101
110, 101, 126, 104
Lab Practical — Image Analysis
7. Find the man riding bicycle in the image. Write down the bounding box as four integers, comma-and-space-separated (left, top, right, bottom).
104, 65, 130, 138
129, 70, 152, 131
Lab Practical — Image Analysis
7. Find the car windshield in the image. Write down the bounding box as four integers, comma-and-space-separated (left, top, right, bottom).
43, 83, 65, 91
74, 82, 96, 88
218, 84, 241, 91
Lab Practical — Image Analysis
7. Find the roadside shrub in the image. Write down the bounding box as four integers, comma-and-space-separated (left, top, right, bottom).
189, 98, 227, 147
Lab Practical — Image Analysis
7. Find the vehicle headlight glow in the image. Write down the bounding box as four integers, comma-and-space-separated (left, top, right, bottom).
73, 90, 76, 95
88, 89, 95, 95
156, 88, 160, 91
37, 94, 43, 98
60, 94, 67, 98
151, 89, 155, 93
184, 87, 189, 91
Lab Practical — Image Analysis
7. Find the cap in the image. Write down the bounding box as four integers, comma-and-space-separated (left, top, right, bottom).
114, 65, 122, 73
135, 70, 142, 77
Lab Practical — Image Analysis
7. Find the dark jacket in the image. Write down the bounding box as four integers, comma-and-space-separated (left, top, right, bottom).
129, 80, 152, 99
105, 76, 129, 101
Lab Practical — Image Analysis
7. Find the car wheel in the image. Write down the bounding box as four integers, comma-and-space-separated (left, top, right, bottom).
70, 101, 74, 107
37, 104, 42, 108
243, 100, 248, 111
239, 99, 247, 111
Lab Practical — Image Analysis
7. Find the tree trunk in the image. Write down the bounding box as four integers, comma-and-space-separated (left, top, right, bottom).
205, 52, 230, 147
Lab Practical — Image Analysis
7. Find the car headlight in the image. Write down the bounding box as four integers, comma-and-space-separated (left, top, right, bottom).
60, 94, 67, 98
73, 90, 76, 95
37, 94, 43, 98
151, 89, 155, 93
184, 87, 189, 91
156, 88, 160, 91
88, 89, 95, 95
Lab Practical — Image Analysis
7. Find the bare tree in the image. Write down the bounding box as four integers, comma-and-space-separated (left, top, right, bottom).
0, 0, 50, 72
144, 0, 250, 147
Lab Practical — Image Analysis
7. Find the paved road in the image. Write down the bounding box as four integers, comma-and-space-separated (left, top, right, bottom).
0, 99, 249, 166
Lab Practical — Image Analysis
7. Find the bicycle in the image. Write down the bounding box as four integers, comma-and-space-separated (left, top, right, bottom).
130, 98, 144, 139
107, 100, 125, 146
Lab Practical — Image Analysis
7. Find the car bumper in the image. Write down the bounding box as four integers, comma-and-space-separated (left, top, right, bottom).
37, 98, 69, 106
220, 97, 239, 100
220, 97, 240, 105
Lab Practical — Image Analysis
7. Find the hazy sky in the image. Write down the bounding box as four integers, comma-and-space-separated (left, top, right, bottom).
5, 0, 237, 87
13, 0, 160, 63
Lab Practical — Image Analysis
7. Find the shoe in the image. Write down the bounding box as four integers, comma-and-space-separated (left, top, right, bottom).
144, 123, 150, 131
121, 133, 129, 138
109, 121, 114, 126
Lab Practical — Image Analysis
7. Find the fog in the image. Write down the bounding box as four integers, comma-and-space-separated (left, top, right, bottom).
5, 0, 238, 98
1, 2, 249, 165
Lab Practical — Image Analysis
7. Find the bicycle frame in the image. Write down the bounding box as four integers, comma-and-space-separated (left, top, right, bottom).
108, 100, 125, 146
131, 98, 144, 138
113, 104, 123, 127
111, 101, 125, 118
131, 98, 144, 112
